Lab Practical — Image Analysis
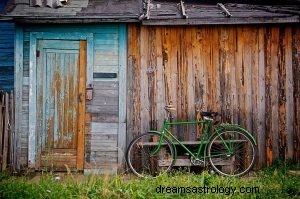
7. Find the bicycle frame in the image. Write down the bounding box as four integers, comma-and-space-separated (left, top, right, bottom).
149, 119, 232, 161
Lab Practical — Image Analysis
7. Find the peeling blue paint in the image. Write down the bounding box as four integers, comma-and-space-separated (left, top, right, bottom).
0, 21, 15, 91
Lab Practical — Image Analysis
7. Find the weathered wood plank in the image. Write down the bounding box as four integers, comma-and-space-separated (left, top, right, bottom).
89, 122, 118, 134
28, 32, 37, 168
186, 27, 195, 141
2, 93, 9, 171
284, 27, 294, 159
126, 25, 300, 167
244, 26, 253, 132
257, 27, 266, 168
77, 40, 87, 170
0, 94, 3, 171
118, 23, 127, 170
251, 27, 259, 165
278, 27, 287, 160
292, 26, 300, 161
86, 105, 118, 114
140, 27, 150, 134
270, 27, 280, 162
265, 27, 273, 166
156, 27, 165, 131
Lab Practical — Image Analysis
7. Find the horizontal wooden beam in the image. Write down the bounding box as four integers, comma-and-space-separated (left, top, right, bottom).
142, 16, 299, 25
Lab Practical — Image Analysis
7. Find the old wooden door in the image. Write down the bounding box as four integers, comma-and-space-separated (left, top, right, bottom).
36, 39, 86, 171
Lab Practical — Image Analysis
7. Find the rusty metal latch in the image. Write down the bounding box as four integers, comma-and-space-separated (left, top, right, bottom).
86, 84, 93, 101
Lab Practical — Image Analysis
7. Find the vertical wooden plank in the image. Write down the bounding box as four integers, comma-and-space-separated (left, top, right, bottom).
186, 27, 195, 141
178, 27, 187, 140
2, 93, 9, 171
162, 27, 171, 106
62, 54, 68, 148
285, 27, 294, 159
251, 27, 259, 162
230, 27, 238, 123
270, 27, 280, 162
220, 27, 232, 122
192, 27, 202, 138
14, 25, 23, 170
204, 27, 213, 113
10, 91, 15, 170
35, 40, 44, 169
0, 94, 3, 171
118, 24, 127, 170
194, 27, 205, 120
127, 24, 138, 143
28, 33, 37, 168
140, 26, 150, 135
170, 27, 178, 124
71, 53, 79, 149
278, 27, 287, 160
236, 27, 245, 127
155, 26, 165, 131
244, 26, 253, 132
257, 27, 266, 168
213, 27, 221, 114
148, 27, 157, 130
265, 27, 273, 165
292, 27, 300, 162
77, 40, 86, 170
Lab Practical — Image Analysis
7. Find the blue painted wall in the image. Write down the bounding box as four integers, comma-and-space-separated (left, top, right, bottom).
0, 0, 14, 91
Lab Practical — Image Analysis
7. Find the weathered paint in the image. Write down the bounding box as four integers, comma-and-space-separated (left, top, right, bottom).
28, 32, 93, 169
16, 24, 126, 173
127, 24, 300, 168
0, 22, 15, 91
37, 44, 80, 168
14, 25, 23, 170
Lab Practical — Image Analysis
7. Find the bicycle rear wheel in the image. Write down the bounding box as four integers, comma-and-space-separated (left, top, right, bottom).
208, 129, 256, 176
126, 132, 175, 178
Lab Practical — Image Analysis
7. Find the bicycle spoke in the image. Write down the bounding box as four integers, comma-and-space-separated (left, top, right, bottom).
126, 133, 174, 178
208, 130, 256, 176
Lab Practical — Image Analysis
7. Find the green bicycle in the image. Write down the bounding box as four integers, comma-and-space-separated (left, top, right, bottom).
126, 105, 257, 178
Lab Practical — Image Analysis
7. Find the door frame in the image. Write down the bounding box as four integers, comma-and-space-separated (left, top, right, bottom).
28, 32, 94, 169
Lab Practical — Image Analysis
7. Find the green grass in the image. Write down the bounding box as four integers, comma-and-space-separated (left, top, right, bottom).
0, 162, 299, 199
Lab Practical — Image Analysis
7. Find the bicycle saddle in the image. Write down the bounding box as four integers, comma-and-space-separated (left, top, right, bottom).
200, 112, 218, 117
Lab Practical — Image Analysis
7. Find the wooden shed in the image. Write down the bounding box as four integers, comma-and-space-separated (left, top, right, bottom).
3, 0, 300, 173
5, 0, 141, 174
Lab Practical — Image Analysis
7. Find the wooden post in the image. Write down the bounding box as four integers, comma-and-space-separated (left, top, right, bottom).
77, 40, 87, 170
10, 91, 15, 171
2, 93, 9, 171
0, 93, 3, 171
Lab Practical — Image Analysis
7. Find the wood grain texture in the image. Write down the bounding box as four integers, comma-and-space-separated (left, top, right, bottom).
127, 24, 300, 167
77, 40, 87, 170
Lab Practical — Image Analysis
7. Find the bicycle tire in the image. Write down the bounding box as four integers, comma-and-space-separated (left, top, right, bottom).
126, 132, 175, 178
208, 129, 256, 176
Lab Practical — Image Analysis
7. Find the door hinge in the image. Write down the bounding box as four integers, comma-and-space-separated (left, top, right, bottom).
36, 50, 40, 57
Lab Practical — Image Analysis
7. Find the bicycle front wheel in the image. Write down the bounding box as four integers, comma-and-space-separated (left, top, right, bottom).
208, 129, 256, 176
126, 132, 175, 178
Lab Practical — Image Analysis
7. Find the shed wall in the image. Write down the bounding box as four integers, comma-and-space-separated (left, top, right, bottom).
18, 24, 122, 172
127, 24, 300, 168
0, 22, 14, 91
